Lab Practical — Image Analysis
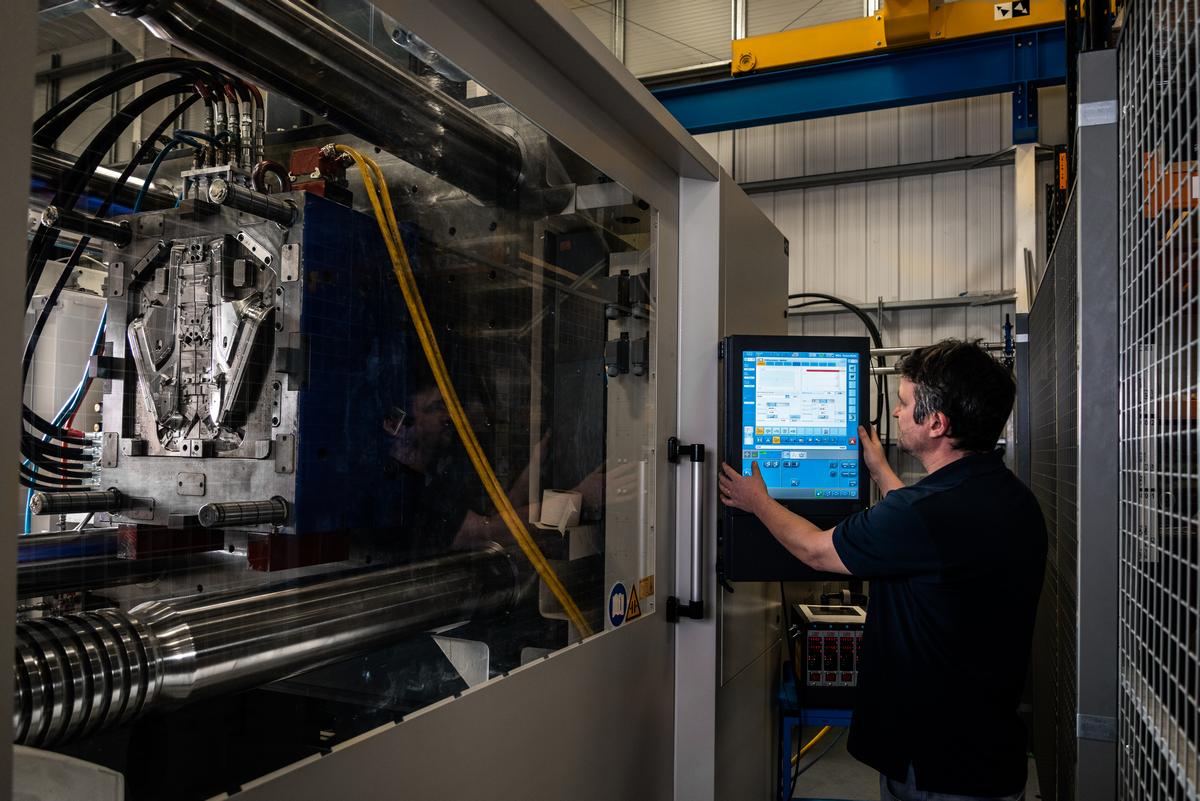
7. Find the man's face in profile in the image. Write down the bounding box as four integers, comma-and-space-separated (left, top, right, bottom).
409, 386, 454, 450
894, 378, 922, 456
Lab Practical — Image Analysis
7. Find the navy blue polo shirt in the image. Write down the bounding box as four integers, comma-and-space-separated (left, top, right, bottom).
832, 450, 1046, 796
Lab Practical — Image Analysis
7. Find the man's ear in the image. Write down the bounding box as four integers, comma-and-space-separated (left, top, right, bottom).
927, 410, 952, 440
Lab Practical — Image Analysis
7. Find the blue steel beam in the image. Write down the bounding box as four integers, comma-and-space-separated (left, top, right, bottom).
651, 26, 1065, 142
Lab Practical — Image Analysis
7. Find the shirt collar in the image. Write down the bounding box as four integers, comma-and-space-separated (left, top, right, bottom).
917, 449, 1005, 485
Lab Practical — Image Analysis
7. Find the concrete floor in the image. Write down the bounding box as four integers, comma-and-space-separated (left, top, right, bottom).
789, 726, 1042, 800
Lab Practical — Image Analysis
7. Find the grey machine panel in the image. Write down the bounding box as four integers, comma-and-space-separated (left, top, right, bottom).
715, 172, 790, 800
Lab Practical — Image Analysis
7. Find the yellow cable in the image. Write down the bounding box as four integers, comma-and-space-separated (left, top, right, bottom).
334, 144, 594, 637
791, 725, 832, 766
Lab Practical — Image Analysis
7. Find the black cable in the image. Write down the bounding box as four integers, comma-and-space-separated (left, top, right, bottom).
26, 77, 195, 308
19, 464, 85, 487
788, 291, 892, 453
23, 433, 94, 463
34, 57, 218, 144
787, 293, 884, 344
22, 75, 206, 481
23, 93, 199, 385
23, 94, 197, 447
19, 475, 87, 493
19, 441, 92, 479
22, 64, 216, 485
34, 57, 190, 135
24, 75, 206, 444
21, 408, 89, 446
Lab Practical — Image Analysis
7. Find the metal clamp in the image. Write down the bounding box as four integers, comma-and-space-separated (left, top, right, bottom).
666, 436, 705, 622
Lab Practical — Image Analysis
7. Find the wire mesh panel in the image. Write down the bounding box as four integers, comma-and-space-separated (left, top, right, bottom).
1118, 2, 1200, 799
1029, 191, 1079, 801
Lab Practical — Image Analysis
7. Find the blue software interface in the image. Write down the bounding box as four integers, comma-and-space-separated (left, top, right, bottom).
740, 351, 860, 500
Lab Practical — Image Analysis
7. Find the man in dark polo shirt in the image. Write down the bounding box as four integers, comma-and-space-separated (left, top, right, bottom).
719, 339, 1046, 801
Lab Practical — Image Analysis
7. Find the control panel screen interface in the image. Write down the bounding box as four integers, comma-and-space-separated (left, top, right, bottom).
740, 350, 860, 500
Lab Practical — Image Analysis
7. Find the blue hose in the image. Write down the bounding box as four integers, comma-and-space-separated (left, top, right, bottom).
24, 306, 108, 534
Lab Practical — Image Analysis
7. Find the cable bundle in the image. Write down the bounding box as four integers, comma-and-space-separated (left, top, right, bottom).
22, 58, 260, 529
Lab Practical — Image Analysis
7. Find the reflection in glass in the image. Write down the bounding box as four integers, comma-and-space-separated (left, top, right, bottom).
17, 1, 657, 796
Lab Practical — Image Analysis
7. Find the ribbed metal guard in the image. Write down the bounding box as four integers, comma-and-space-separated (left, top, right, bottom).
1028, 191, 1078, 801
14, 610, 157, 747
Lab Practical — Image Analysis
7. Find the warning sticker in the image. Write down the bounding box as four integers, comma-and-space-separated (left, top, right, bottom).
638, 575, 654, 600
625, 585, 642, 622
608, 582, 628, 628
994, 0, 1030, 19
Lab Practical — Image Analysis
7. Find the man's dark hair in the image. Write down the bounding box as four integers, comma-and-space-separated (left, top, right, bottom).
897, 339, 1016, 452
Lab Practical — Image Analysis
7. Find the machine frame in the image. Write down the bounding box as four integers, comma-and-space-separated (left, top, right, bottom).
4, 2, 794, 798
2, 1, 723, 798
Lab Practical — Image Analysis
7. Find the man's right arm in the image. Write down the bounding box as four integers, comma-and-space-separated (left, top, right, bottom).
859, 424, 904, 496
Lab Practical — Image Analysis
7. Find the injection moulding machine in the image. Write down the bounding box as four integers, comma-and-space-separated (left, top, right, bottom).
5, 1, 800, 799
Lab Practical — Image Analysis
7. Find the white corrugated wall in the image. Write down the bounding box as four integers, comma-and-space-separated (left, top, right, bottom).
624, 0, 731, 75
564, 0, 617, 52
747, 0, 866, 36
697, 93, 1058, 479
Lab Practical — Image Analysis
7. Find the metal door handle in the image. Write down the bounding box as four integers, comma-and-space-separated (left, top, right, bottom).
667, 436, 705, 622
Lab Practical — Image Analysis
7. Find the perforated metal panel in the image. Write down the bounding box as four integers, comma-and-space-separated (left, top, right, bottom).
1118, 2, 1200, 799
1029, 191, 1078, 801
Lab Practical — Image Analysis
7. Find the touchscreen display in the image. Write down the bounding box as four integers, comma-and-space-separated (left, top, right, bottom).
740, 350, 861, 500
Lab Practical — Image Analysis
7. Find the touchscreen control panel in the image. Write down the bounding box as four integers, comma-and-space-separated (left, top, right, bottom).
740, 350, 860, 499
722, 335, 870, 581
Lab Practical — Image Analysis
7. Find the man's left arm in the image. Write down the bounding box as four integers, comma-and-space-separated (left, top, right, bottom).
719, 462, 850, 575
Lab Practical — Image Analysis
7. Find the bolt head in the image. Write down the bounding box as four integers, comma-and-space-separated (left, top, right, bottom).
208, 179, 229, 204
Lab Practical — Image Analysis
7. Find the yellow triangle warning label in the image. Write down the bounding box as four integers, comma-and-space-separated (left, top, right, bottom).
625, 584, 642, 622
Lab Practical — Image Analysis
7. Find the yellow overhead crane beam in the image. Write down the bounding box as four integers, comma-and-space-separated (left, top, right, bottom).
731, 0, 1065, 74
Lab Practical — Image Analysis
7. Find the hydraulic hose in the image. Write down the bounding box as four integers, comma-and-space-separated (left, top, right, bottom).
21, 409, 88, 447
334, 144, 592, 637
19, 442, 92, 480
34, 58, 217, 143
27, 78, 194, 308
101, 0, 522, 204
789, 291, 890, 444
18, 465, 87, 488
22, 434, 93, 463
22, 92, 199, 456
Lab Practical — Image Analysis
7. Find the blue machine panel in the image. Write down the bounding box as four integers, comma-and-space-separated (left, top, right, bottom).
293, 194, 415, 535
